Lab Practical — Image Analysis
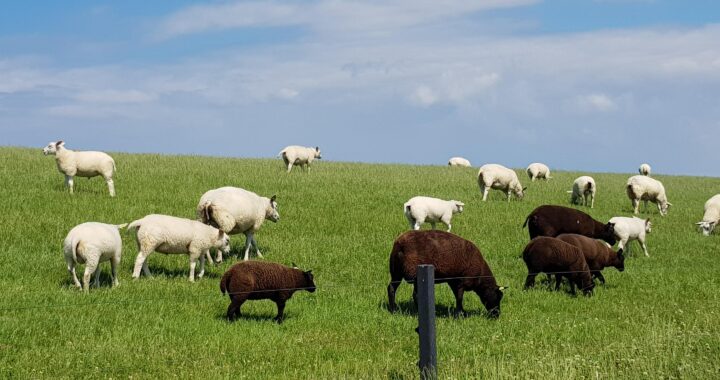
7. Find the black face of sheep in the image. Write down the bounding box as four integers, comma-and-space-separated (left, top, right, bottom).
479, 287, 504, 319
600, 223, 617, 246
304, 270, 317, 292
614, 249, 625, 272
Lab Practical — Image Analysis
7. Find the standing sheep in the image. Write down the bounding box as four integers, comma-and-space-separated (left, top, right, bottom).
696, 194, 720, 236
278, 146, 322, 173
626, 175, 672, 216
63, 222, 125, 292
568, 176, 596, 208
609, 216, 652, 256
522, 237, 594, 296
526, 163, 552, 181
42, 141, 116, 196
128, 214, 231, 282
556, 234, 625, 284
639, 163, 652, 176
197, 187, 279, 262
477, 164, 526, 202
403, 196, 464, 232
523, 205, 616, 245
220, 261, 316, 323
387, 230, 504, 318
448, 157, 471, 167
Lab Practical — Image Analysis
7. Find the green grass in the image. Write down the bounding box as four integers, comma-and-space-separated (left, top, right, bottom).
1, 146, 719, 379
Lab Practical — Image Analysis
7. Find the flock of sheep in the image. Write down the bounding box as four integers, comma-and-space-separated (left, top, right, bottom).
43, 141, 719, 321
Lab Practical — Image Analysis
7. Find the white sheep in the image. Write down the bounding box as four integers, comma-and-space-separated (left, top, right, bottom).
278, 145, 322, 173
639, 163, 652, 176
626, 175, 672, 216
197, 187, 279, 261
127, 214, 230, 282
404, 196, 464, 232
42, 141, 116, 197
477, 164, 526, 202
608, 216, 652, 257
448, 157, 471, 167
568, 176, 596, 208
526, 163, 552, 181
63, 222, 125, 292
696, 194, 720, 236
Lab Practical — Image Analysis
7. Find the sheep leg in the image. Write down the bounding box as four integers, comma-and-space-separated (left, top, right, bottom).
132, 251, 151, 278
594, 271, 606, 285
643, 200, 648, 212
83, 258, 99, 293
506, 191, 512, 202
242, 232, 253, 261
93, 265, 102, 288
387, 280, 401, 312
445, 223, 452, 233
65, 175, 74, 194
632, 199, 640, 214
67, 260, 81, 288
523, 273, 537, 289
197, 251, 207, 279
251, 235, 263, 258
554, 275, 563, 291
449, 283, 466, 317
430, 222, 436, 230
110, 254, 120, 287
106, 178, 115, 197
640, 238, 649, 257
188, 253, 199, 282
274, 300, 286, 323
227, 298, 245, 321
205, 250, 215, 265
590, 194, 595, 209
481, 186, 489, 202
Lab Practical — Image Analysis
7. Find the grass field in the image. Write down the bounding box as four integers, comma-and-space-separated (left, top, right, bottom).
1, 146, 719, 379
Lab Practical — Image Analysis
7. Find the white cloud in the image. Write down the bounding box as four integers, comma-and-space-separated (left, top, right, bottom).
74, 89, 157, 104
155, 0, 540, 39
411, 85, 438, 106
577, 93, 618, 112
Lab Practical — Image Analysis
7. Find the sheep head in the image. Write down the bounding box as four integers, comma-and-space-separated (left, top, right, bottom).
266, 195, 280, 222
696, 221, 716, 236
42, 140, 64, 155
314, 147, 322, 159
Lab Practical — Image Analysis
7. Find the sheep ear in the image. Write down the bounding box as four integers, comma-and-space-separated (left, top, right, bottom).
292, 262, 298, 269
218, 229, 224, 238
666, 202, 673, 207
522, 187, 527, 191
499, 286, 509, 291
315, 146, 319, 151
56, 140, 64, 147
695, 222, 704, 225
270, 195, 277, 203
617, 248, 624, 257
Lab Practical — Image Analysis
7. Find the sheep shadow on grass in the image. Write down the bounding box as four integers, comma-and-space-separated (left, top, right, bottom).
380, 300, 488, 319
140, 266, 222, 280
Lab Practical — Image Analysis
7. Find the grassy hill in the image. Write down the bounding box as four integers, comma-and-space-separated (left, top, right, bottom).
1, 146, 719, 379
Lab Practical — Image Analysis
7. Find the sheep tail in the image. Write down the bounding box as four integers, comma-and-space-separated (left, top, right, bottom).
586, 182, 593, 191
199, 201, 213, 224
116, 223, 128, 229
220, 271, 231, 295
405, 204, 411, 214
277, 149, 287, 158
126, 219, 142, 231
71, 237, 81, 263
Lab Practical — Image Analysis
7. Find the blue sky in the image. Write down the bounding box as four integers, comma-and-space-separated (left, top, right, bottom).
2, 0, 719, 176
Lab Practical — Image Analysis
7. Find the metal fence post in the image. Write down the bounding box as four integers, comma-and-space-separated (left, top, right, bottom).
417, 264, 437, 379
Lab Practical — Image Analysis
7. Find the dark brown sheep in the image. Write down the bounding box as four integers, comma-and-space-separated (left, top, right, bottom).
556, 234, 625, 284
387, 230, 504, 318
522, 236, 594, 296
523, 205, 616, 245
220, 261, 316, 323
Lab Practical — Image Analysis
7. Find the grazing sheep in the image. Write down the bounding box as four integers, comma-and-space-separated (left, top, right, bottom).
523, 205, 616, 245
127, 214, 231, 282
639, 163, 652, 176
42, 141, 116, 197
477, 164, 526, 202
63, 222, 125, 292
522, 237, 594, 296
526, 163, 552, 181
568, 176, 596, 208
197, 187, 279, 262
696, 194, 720, 236
448, 157, 471, 167
403, 196, 464, 232
278, 145, 322, 173
609, 216, 652, 256
556, 234, 625, 284
626, 175, 672, 216
220, 261, 316, 323
387, 230, 504, 318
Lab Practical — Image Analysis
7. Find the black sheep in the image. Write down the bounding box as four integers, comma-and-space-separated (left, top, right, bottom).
387, 230, 504, 318
523, 205, 616, 245
522, 236, 594, 296
220, 261, 316, 323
